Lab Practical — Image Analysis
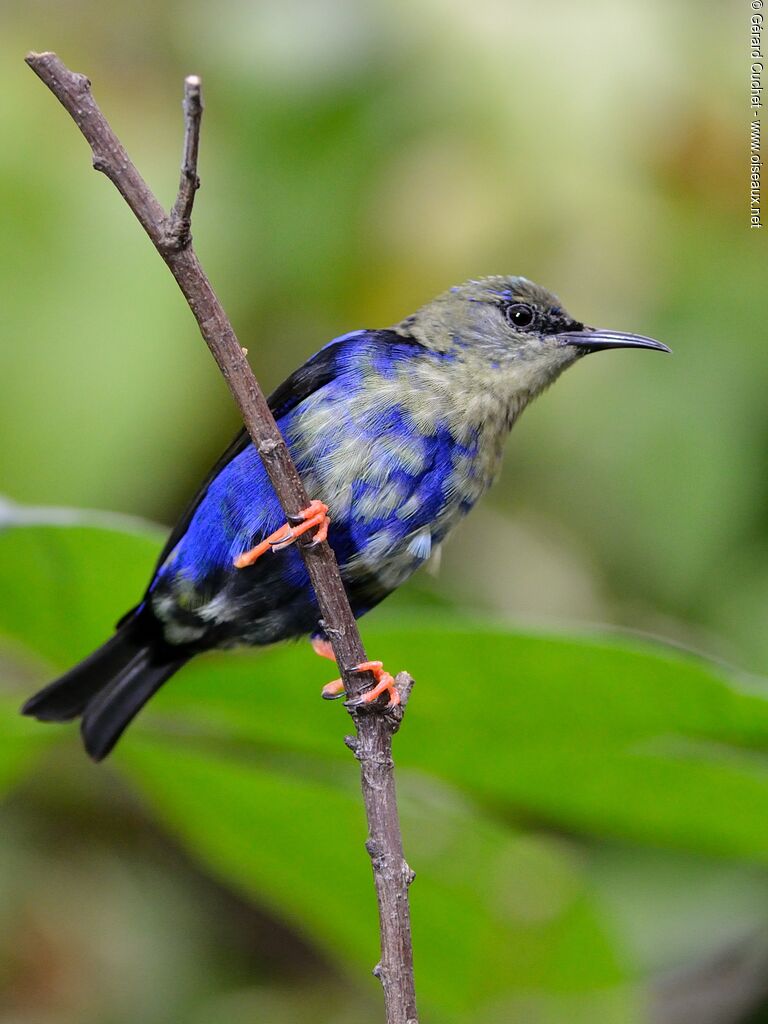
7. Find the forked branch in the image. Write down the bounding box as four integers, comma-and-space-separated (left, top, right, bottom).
25, 51, 417, 1024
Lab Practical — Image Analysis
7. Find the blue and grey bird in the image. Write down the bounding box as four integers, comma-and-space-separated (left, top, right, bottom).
22, 276, 669, 759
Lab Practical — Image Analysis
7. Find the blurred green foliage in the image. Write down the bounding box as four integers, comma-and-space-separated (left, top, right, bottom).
5, 516, 768, 1022
1, 0, 766, 1021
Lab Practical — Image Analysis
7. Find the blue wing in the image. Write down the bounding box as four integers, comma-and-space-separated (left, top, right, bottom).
145, 328, 455, 642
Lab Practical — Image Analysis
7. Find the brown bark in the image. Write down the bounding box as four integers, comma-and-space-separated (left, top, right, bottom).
25, 52, 418, 1024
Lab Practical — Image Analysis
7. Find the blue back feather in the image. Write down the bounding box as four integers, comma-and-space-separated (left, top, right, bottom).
153, 329, 479, 608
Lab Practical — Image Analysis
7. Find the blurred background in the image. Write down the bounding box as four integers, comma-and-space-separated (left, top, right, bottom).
1, 0, 766, 1022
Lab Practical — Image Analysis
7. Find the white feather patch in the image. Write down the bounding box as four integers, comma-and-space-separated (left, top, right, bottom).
406, 527, 432, 561
198, 591, 240, 623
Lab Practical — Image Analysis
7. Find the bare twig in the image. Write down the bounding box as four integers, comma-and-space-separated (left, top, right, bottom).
166, 74, 202, 250
25, 51, 418, 1024
346, 674, 417, 1021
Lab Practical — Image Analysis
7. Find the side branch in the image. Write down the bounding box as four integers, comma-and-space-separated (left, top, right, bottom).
166, 75, 202, 250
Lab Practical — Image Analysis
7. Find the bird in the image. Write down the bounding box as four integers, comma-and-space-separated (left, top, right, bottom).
21, 275, 669, 760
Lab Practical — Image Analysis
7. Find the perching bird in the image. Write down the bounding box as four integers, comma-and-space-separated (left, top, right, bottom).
22, 276, 669, 760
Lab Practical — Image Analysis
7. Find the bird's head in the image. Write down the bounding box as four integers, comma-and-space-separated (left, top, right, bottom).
398, 276, 669, 395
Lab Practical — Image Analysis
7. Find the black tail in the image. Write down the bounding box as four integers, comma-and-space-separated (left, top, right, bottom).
21, 620, 188, 762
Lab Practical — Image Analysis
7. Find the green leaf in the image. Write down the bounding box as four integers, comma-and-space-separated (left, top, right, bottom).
0, 511, 163, 670
119, 737, 632, 1020
5, 516, 762, 1015
0, 517, 635, 1016
152, 624, 768, 861
0, 514, 164, 793
5, 517, 768, 861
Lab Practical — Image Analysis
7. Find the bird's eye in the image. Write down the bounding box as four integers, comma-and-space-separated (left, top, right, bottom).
504, 303, 535, 329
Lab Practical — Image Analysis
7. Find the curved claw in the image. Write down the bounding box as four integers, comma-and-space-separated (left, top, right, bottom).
267, 525, 294, 552
345, 661, 401, 709
306, 514, 330, 548
348, 673, 400, 709
321, 678, 346, 700
234, 500, 330, 568
316, 647, 403, 709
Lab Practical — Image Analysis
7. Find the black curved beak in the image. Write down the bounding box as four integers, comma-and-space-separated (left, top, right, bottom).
558, 328, 671, 354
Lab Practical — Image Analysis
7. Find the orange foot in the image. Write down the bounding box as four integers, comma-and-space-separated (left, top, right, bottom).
321, 660, 401, 709
234, 500, 330, 569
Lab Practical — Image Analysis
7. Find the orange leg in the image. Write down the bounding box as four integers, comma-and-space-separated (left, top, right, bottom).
320, 658, 401, 708
234, 500, 330, 569
314, 637, 347, 700
312, 636, 336, 661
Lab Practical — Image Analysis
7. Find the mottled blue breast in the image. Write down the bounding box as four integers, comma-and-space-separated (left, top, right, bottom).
148, 329, 502, 648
